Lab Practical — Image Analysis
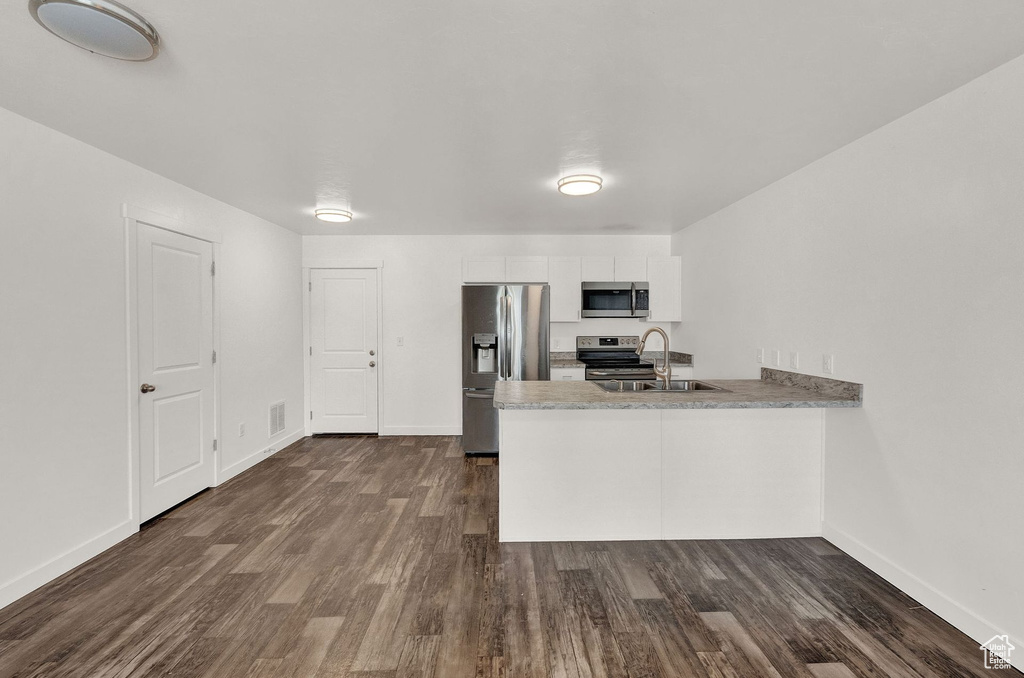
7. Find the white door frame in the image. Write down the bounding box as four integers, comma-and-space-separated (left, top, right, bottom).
303, 259, 384, 436
124, 204, 222, 527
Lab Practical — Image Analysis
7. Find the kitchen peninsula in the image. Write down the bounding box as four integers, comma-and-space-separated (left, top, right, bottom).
494, 368, 862, 542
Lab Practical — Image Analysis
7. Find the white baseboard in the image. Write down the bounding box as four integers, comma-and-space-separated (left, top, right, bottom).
378, 425, 461, 436
216, 428, 306, 484
0, 519, 137, 611
823, 522, 1021, 671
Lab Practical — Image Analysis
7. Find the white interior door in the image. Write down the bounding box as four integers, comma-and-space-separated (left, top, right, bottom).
310, 269, 379, 433
137, 224, 215, 521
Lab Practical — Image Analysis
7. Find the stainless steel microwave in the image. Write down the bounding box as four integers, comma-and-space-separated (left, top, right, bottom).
581, 281, 650, 318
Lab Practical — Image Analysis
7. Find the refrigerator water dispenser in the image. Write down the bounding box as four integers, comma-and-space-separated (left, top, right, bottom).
472, 333, 497, 373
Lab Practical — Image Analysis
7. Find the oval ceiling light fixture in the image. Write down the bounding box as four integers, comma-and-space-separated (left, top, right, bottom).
557, 174, 603, 196
314, 208, 353, 223
29, 0, 161, 61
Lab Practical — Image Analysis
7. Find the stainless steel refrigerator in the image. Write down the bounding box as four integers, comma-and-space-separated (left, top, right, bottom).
462, 284, 550, 454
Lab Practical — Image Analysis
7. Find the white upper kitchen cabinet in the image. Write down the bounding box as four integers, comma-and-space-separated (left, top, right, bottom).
506, 256, 549, 283
581, 256, 614, 282
548, 257, 582, 322
463, 256, 507, 283
645, 256, 683, 322
614, 257, 647, 282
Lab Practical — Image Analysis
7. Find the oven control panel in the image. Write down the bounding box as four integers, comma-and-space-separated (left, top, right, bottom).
576, 336, 640, 349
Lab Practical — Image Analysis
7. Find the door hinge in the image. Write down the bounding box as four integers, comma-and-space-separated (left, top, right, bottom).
211, 261, 216, 276
309, 346, 312, 356
308, 281, 312, 292
213, 439, 218, 451
310, 410, 313, 421
212, 350, 217, 364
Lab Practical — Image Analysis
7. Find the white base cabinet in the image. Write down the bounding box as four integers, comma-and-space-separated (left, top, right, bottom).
550, 367, 586, 381
670, 366, 694, 380
498, 408, 823, 542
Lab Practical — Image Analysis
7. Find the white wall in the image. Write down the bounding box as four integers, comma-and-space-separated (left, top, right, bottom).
302, 235, 675, 434
672, 56, 1024, 661
0, 106, 304, 609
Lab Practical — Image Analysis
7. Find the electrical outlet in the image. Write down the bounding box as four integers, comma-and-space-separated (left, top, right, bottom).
790, 351, 799, 369
238, 422, 245, 437
823, 354, 835, 375
773, 349, 782, 367
554, 338, 562, 350
396, 336, 404, 347
756, 348, 765, 364
264, 447, 276, 455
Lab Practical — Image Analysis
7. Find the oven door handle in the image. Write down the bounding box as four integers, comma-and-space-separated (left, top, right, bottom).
589, 369, 654, 377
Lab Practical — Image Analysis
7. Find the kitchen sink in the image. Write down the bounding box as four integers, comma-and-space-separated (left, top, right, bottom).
594, 380, 728, 393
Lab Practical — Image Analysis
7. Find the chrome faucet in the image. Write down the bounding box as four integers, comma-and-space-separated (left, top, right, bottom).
637, 327, 672, 389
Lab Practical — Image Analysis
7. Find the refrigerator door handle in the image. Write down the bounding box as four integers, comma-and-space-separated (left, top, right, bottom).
497, 291, 506, 380
504, 293, 514, 379
506, 293, 516, 380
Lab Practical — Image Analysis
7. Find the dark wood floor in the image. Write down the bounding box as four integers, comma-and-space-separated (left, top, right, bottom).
0, 435, 1011, 677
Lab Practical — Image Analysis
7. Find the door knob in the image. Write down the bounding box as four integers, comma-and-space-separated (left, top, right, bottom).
369, 350, 375, 356
140, 383, 156, 393
369, 361, 376, 367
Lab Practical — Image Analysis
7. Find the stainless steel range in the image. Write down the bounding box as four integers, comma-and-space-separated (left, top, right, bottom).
576, 335, 656, 381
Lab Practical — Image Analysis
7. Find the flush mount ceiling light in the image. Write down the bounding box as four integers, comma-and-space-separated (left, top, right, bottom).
314, 208, 353, 223
557, 174, 603, 196
29, 0, 160, 61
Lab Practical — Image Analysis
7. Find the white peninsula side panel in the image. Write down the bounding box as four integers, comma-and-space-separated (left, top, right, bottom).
661, 409, 823, 539
498, 407, 824, 542
498, 410, 662, 542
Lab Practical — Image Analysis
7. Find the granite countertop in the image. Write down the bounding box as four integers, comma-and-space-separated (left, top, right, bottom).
494, 368, 863, 410
551, 351, 693, 369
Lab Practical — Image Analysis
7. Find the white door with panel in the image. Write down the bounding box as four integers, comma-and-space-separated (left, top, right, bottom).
310, 269, 379, 433
137, 224, 216, 521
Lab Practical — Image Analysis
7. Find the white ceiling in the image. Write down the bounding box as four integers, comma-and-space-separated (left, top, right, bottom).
3, 1, 1024, 236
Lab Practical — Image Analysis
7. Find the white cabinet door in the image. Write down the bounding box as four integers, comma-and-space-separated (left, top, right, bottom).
551, 367, 586, 381
614, 257, 647, 282
507, 256, 548, 283
669, 366, 694, 380
548, 257, 582, 322
645, 256, 682, 322
581, 256, 614, 282
463, 257, 506, 282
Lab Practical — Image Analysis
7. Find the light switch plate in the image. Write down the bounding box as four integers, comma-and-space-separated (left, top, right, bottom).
756, 348, 765, 364
823, 354, 835, 375
790, 351, 799, 369
396, 336, 404, 347
773, 349, 782, 367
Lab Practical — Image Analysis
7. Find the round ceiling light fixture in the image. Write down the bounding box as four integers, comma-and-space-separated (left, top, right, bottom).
557, 174, 603, 196
314, 208, 353, 223
29, 0, 160, 62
